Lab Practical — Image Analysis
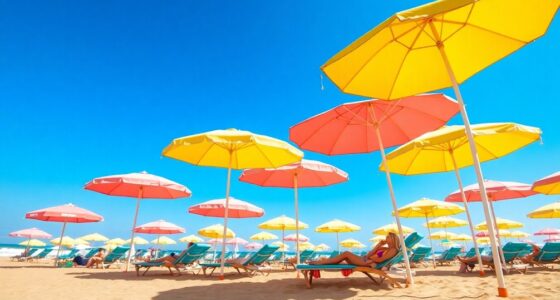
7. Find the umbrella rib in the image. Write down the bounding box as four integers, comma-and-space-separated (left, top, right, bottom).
327, 106, 365, 155
253, 143, 277, 168
295, 106, 353, 150
403, 147, 424, 175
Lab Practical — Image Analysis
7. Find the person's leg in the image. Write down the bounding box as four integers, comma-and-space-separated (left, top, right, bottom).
311, 252, 367, 266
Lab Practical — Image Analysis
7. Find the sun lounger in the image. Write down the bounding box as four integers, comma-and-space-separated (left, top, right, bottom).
101, 246, 130, 269
436, 247, 461, 265
133, 243, 211, 276
58, 248, 80, 260
29, 247, 54, 262
480, 242, 528, 273
410, 246, 431, 266
11, 248, 40, 261
525, 242, 560, 268
327, 251, 340, 258
285, 249, 315, 269
201, 245, 279, 276
296, 232, 423, 289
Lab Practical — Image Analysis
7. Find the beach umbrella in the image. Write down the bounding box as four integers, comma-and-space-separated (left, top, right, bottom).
150, 236, 176, 245
299, 242, 315, 251
84, 171, 191, 271
26, 203, 103, 266
477, 237, 491, 246
425, 217, 468, 229
106, 238, 126, 246
134, 220, 185, 256
397, 198, 464, 268
383, 123, 540, 274
544, 235, 560, 243
450, 234, 472, 242
320, 1, 560, 294
372, 223, 414, 236
189, 197, 264, 218
9, 227, 52, 253
284, 233, 309, 242
163, 129, 302, 277
259, 215, 307, 263
509, 231, 530, 239
315, 219, 361, 253
245, 242, 263, 251
532, 172, 560, 195
179, 235, 204, 244
240, 159, 347, 266
476, 218, 523, 231
125, 237, 149, 245
476, 230, 512, 238
340, 239, 366, 251
369, 236, 386, 243
51, 236, 76, 248
429, 231, 458, 240
198, 224, 235, 239
534, 228, 560, 241
19, 239, 46, 247
250, 231, 278, 243
271, 241, 289, 252
528, 202, 560, 219
73, 238, 90, 247
314, 243, 330, 251
224, 237, 248, 256
79, 233, 109, 243
290, 95, 458, 283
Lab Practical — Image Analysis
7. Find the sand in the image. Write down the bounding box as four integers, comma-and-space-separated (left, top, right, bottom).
0, 259, 558, 300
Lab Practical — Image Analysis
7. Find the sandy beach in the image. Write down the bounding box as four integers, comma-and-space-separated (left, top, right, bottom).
1, 258, 558, 300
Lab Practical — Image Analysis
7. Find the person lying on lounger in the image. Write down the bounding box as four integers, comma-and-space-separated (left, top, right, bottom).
85, 248, 106, 268
519, 243, 541, 264
309, 233, 400, 267
144, 243, 195, 268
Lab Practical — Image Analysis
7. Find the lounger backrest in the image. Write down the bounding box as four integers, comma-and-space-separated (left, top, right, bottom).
441, 247, 461, 260
175, 243, 211, 265
464, 248, 476, 258
84, 248, 99, 259
105, 246, 130, 262
244, 245, 279, 266
411, 247, 431, 262
298, 249, 314, 261
535, 242, 560, 262
24, 248, 39, 257
501, 242, 528, 262
377, 232, 423, 269
35, 247, 54, 258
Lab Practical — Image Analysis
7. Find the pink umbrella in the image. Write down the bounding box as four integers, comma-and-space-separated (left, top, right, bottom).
534, 228, 560, 240
225, 237, 248, 245
245, 242, 263, 251
284, 233, 309, 242
239, 159, 347, 265
25, 203, 103, 265
84, 171, 191, 271
189, 197, 264, 218
135, 220, 184, 256
544, 235, 560, 243
289, 94, 459, 282
9, 228, 52, 253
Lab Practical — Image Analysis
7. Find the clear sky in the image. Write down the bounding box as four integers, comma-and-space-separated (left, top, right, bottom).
1, 1, 559, 249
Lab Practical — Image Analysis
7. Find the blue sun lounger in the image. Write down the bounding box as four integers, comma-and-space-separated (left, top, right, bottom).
133, 244, 211, 276
201, 245, 279, 276
410, 246, 431, 265
525, 242, 560, 268
436, 247, 461, 265
296, 232, 423, 288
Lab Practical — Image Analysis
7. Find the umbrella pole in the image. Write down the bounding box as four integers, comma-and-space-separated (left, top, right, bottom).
282, 228, 285, 267
488, 197, 508, 270
25, 238, 31, 256
425, 215, 436, 269
125, 189, 142, 272
450, 155, 485, 275
54, 222, 67, 267
219, 154, 233, 279
156, 235, 161, 258
336, 232, 340, 253
374, 124, 414, 285
294, 175, 301, 277
429, 21, 507, 297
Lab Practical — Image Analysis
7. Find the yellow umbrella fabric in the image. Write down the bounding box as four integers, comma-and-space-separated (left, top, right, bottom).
383, 123, 541, 175
79, 233, 109, 242
450, 234, 472, 242
125, 237, 149, 245
396, 198, 464, 218
259, 215, 308, 231
271, 241, 289, 252
19, 239, 46, 247
198, 224, 235, 239
510, 231, 530, 238
425, 217, 468, 229
73, 238, 90, 246
528, 202, 560, 219
106, 238, 126, 246
340, 239, 366, 249
477, 237, 491, 245
51, 236, 75, 247
476, 218, 523, 230
373, 223, 414, 236
151, 236, 176, 245
179, 235, 204, 243
250, 231, 278, 241
314, 243, 330, 251
299, 242, 315, 251
369, 236, 386, 243
429, 231, 458, 240
316, 219, 361, 252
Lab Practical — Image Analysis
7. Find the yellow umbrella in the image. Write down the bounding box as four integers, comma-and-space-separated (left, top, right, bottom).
198, 224, 235, 239
384, 123, 540, 275
51, 236, 75, 248
450, 234, 472, 242
19, 239, 46, 247
250, 231, 278, 243
373, 223, 414, 236
476, 218, 523, 230
429, 231, 458, 241
73, 238, 90, 246
340, 238, 366, 250
528, 202, 560, 219
369, 236, 386, 243
425, 217, 468, 229
316, 219, 361, 252
259, 215, 307, 262
179, 235, 204, 243
125, 237, 149, 245
321, 1, 559, 294
106, 238, 126, 246
477, 237, 491, 245
314, 243, 330, 251
299, 241, 315, 251
162, 129, 302, 277
509, 231, 530, 239
79, 233, 109, 242
271, 241, 289, 252
151, 236, 176, 245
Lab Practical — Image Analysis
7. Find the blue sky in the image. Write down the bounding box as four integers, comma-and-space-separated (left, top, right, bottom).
1, 1, 559, 249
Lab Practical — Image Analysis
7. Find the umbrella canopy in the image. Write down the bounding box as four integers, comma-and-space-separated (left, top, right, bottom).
125, 237, 149, 245
397, 198, 464, 218
446, 180, 537, 202
188, 197, 264, 218
179, 235, 204, 243
51, 236, 75, 247
510, 231, 530, 239
244, 242, 263, 250
198, 224, 235, 239
450, 234, 472, 242
383, 123, 541, 175
223, 237, 248, 245
26, 203, 103, 223
151, 236, 176, 245
259, 215, 308, 231
79, 233, 109, 242
271, 241, 289, 252
425, 217, 468, 229
476, 218, 523, 230
534, 228, 560, 236
73, 238, 90, 246
528, 202, 560, 219
372, 224, 414, 236
106, 238, 126, 246
316, 219, 361, 233
532, 171, 560, 195
19, 239, 46, 247
314, 243, 330, 251
476, 230, 512, 238
370, 236, 386, 243
9, 228, 52, 239
283, 234, 309, 242
299, 242, 315, 251
250, 231, 278, 241
429, 231, 458, 240
544, 235, 560, 243
84, 171, 190, 271
477, 237, 491, 245
340, 239, 365, 249
134, 220, 185, 235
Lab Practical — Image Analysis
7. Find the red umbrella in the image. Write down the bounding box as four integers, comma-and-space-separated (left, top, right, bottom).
25, 203, 103, 265
85, 171, 191, 271
135, 220, 184, 256
289, 94, 459, 283
9, 227, 52, 253
239, 159, 347, 265
189, 198, 264, 218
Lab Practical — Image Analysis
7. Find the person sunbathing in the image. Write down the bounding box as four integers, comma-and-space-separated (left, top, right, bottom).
520, 243, 541, 264
85, 248, 106, 268
309, 233, 400, 267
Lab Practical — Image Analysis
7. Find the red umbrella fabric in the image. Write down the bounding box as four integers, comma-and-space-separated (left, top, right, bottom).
26, 203, 103, 223
245, 242, 263, 250
534, 228, 560, 236
284, 233, 309, 242
445, 180, 538, 202
188, 197, 264, 218
544, 235, 560, 242
9, 227, 52, 239
134, 220, 185, 234
532, 171, 560, 195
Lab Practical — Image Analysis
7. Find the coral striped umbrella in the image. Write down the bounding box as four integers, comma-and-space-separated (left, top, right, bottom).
85, 171, 191, 271
26, 203, 103, 265
532, 172, 560, 195
534, 228, 560, 240
135, 220, 184, 256
244, 242, 263, 251
10, 227, 52, 254
189, 197, 264, 218
283, 233, 309, 242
